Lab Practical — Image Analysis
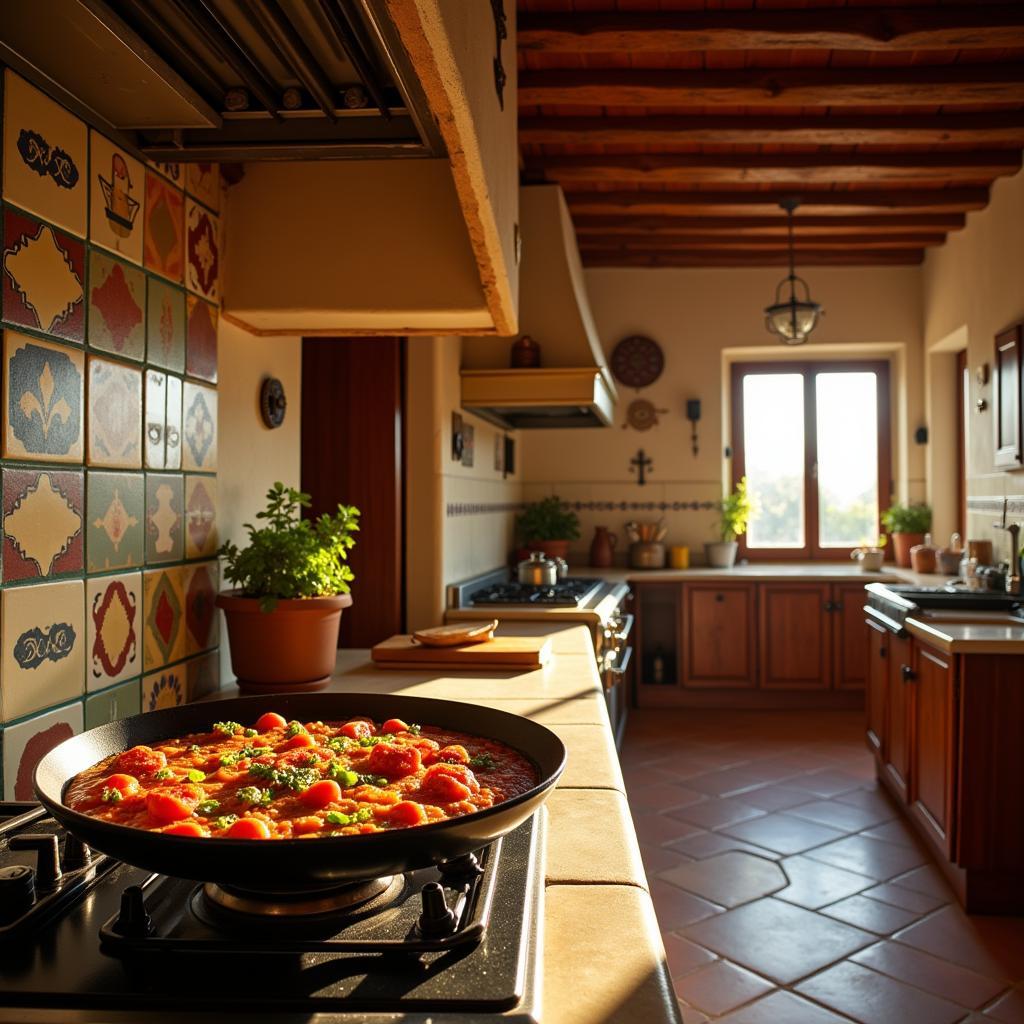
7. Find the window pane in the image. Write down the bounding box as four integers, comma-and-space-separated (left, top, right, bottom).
816, 372, 879, 548
743, 374, 805, 548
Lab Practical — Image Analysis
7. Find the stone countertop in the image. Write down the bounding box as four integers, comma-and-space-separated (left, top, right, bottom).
602, 562, 935, 585
217, 623, 680, 1024
905, 615, 1024, 655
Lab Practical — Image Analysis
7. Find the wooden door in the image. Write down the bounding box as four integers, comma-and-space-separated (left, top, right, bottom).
832, 584, 869, 690
910, 643, 956, 856
301, 338, 404, 648
759, 583, 830, 689
994, 323, 1022, 468
885, 632, 913, 803
683, 584, 755, 688
865, 618, 888, 757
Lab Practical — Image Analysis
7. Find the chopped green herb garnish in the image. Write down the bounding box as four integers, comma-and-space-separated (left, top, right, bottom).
213, 814, 238, 831
327, 762, 359, 787
326, 737, 352, 753
219, 744, 272, 767
100, 786, 123, 803
285, 720, 306, 738
358, 735, 384, 748
188, 744, 201, 755
355, 808, 373, 823
407, 723, 422, 736
243, 728, 258, 738
325, 810, 351, 826
153, 767, 174, 780
469, 753, 497, 771
186, 769, 206, 783
195, 799, 220, 816
236, 786, 271, 806
213, 721, 243, 736
356, 773, 387, 788
247, 762, 320, 793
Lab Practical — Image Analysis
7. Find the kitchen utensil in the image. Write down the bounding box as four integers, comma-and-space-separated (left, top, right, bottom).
851, 546, 885, 572
411, 621, 499, 647
975, 564, 1007, 592
654, 525, 668, 543
669, 545, 690, 569
624, 521, 640, 544
630, 541, 666, 569
589, 526, 617, 568
937, 533, 962, 575
553, 557, 569, 580
517, 551, 558, 586
35, 693, 566, 891
910, 533, 937, 574
373, 634, 551, 670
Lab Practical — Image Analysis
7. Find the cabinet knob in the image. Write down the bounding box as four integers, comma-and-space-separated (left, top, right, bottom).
715, 593, 725, 603
901, 664, 916, 683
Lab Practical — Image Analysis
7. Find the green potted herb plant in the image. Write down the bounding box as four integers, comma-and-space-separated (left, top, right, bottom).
216, 483, 359, 692
881, 502, 932, 568
515, 495, 581, 561
706, 477, 753, 568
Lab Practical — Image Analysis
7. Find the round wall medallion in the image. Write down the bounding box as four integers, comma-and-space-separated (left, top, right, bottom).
260, 377, 287, 429
624, 398, 667, 432
610, 335, 664, 389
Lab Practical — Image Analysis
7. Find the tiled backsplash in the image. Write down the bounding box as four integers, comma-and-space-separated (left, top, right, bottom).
0, 69, 221, 798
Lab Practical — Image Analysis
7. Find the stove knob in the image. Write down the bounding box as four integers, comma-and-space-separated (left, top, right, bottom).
0, 864, 36, 918
113, 885, 152, 937
63, 834, 92, 871
9, 834, 62, 889
417, 881, 457, 938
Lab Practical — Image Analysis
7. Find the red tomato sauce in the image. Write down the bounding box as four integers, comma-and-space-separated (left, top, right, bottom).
65, 715, 539, 840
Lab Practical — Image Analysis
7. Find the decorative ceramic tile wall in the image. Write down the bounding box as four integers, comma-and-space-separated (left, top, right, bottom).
0, 67, 222, 796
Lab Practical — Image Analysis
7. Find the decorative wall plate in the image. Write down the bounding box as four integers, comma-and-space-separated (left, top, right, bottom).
610, 335, 664, 389
623, 398, 668, 432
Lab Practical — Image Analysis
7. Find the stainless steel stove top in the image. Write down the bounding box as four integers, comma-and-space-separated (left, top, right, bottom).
447, 569, 616, 613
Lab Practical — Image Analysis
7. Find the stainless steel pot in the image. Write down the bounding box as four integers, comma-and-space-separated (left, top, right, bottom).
553, 556, 569, 580
518, 551, 559, 586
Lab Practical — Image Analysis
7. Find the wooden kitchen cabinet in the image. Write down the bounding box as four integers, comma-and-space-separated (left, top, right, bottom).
832, 583, 870, 689
683, 583, 756, 688
883, 631, 913, 804
864, 618, 888, 756
759, 583, 830, 689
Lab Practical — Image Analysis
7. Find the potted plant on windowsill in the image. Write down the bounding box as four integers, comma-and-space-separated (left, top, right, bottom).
881, 502, 932, 568
216, 483, 360, 693
706, 477, 752, 569
515, 495, 581, 562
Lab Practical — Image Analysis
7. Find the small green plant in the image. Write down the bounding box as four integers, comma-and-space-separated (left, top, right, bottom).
718, 477, 753, 542
218, 482, 360, 612
881, 502, 932, 535
516, 495, 580, 543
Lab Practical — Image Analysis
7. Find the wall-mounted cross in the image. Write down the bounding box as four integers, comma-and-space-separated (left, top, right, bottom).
630, 448, 653, 486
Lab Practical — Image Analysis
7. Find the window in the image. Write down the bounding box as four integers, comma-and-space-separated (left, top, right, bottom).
731, 362, 891, 560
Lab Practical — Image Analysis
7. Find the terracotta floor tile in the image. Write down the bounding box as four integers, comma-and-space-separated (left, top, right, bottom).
674, 960, 774, 1017
649, 879, 725, 930
626, 782, 706, 812
776, 854, 876, 910
820, 894, 923, 934
796, 960, 969, 1024
662, 932, 717, 982
720, 812, 847, 856
715, 989, 854, 1023
894, 905, 1024, 980
805, 834, 929, 881
669, 797, 766, 831
660, 851, 787, 908
737, 785, 816, 813
668, 831, 781, 862
859, 881, 949, 915
834, 787, 900, 818
685, 769, 772, 798
677, 1001, 710, 1024
985, 986, 1024, 1023
889, 864, 956, 902
851, 939, 1008, 1009
683, 897, 875, 984
785, 798, 893, 832
623, 765, 683, 787
785, 770, 866, 798
633, 811, 705, 847
858, 817, 926, 848
640, 842, 691, 876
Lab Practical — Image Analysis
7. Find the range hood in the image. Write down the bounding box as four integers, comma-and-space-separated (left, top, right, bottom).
460, 185, 617, 429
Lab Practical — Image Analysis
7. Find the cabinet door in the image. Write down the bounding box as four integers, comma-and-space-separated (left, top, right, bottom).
994, 322, 1023, 468
865, 618, 888, 756
833, 584, 869, 690
885, 633, 913, 803
759, 583, 830, 689
910, 644, 956, 856
683, 584, 755, 688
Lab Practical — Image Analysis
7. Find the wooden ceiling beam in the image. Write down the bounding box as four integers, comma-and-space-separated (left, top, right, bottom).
581, 250, 926, 268
518, 7, 1024, 53
566, 188, 989, 216
529, 151, 1019, 186
571, 214, 968, 234
519, 113, 1024, 148
518, 67, 1024, 108
579, 233, 945, 250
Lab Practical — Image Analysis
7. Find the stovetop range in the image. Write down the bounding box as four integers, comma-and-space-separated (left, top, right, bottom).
466, 576, 604, 608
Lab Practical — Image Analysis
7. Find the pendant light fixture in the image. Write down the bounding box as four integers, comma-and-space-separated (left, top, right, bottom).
764, 197, 823, 345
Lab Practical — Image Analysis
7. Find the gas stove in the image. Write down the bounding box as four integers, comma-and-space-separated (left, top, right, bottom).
0, 800, 545, 1022
467, 577, 604, 607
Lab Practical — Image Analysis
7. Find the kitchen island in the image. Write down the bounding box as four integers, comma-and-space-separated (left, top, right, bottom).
218, 621, 680, 1024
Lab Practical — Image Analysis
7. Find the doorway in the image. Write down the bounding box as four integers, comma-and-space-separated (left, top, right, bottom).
300, 337, 405, 648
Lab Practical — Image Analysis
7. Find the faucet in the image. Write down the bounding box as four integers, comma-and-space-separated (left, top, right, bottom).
993, 516, 1022, 595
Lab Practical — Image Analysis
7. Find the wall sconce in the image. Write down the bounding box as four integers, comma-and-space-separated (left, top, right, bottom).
686, 399, 701, 457
976, 362, 989, 412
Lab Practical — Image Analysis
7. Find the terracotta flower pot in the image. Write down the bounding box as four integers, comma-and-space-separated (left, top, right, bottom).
891, 532, 924, 569
705, 541, 738, 568
216, 591, 353, 693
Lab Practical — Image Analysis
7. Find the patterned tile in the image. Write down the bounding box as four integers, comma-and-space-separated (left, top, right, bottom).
185, 200, 219, 303
146, 277, 185, 373
86, 571, 141, 690
183, 560, 218, 654
186, 650, 220, 701
145, 472, 183, 564
182, 381, 217, 471
184, 474, 218, 558
2, 331, 84, 462
142, 566, 185, 671
2, 208, 85, 343
185, 295, 217, 382
2, 701, 82, 800
2, 70, 87, 238
0, 579, 85, 723
143, 370, 183, 470
142, 171, 184, 282
142, 666, 185, 712
84, 679, 140, 730
165, 374, 183, 470
185, 163, 220, 212
86, 356, 142, 468
85, 470, 143, 572
149, 160, 182, 187
87, 250, 145, 360
2, 467, 83, 581
88, 130, 143, 264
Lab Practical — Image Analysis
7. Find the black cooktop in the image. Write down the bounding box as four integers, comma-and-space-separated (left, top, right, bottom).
469, 577, 603, 607
0, 801, 545, 1023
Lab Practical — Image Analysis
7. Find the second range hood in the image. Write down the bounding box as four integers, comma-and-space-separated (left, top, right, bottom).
460, 185, 617, 429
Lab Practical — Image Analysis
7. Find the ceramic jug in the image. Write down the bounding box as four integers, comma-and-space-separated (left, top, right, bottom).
589, 526, 617, 568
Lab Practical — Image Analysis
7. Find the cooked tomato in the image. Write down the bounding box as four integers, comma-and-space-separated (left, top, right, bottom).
102, 773, 140, 798
292, 816, 324, 835
381, 718, 410, 735
282, 732, 316, 750
300, 780, 341, 809
433, 744, 470, 766
162, 821, 206, 837
146, 784, 204, 823
226, 817, 271, 840
388, 801, 428, 826
420, 771, 472, 803
340, 720, 374, 740
366, 743, 421, 780
255, 712, 287, 733
114, 745, 167, 777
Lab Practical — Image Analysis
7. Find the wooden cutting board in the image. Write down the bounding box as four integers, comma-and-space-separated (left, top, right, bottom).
371, 634, 551, 670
